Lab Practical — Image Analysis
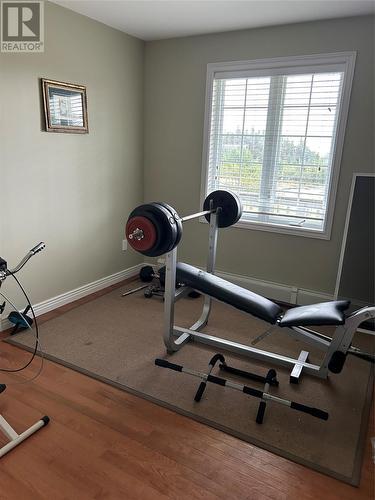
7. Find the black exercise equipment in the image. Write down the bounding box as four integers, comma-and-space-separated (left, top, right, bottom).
139, 265, 167, 288
194, 353, 278, 403
122, 265, 201, 300
176, 262, 284, 324
8, 305, 33, 335
126, 204, 168, 257
0, 243, 50, 458
156, 201, 183, 249
126, 190, 242, 257
139, 265, 156, 283
176, 263, 351, 327
126, 193, 374, 383
203, 190, 242, 228
121, 265, 165, 298
219, 357, 279, 387
155, 356, 329, 423
141, 266, 199, 299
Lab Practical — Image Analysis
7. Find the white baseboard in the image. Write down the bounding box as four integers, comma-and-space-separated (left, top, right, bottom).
1, 260, 333, 332
0, 263, 143, 332
213, 269, 333, 305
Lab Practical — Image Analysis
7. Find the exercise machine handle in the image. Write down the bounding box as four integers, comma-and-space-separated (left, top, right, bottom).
7, 242, 46, 275
30, 242, 46, 256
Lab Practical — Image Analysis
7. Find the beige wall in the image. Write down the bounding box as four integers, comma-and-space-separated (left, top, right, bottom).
0, 2, 144, 306
144, 15, 374, 294
1, 9, 373, 309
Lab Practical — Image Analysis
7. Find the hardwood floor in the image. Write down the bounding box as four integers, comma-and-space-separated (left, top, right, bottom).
0, 281, 373, 500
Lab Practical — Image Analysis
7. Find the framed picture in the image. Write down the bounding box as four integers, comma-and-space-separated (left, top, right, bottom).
41, 78, 88, 134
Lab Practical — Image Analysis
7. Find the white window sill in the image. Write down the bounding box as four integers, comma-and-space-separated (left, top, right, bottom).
199, 216, 331, 240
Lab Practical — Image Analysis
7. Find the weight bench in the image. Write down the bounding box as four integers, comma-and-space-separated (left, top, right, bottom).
175, 262, 350, 328
126, 191, 375, 383
162, 213, 374, 383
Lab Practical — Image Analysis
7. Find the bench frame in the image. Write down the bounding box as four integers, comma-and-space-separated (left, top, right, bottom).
163, 213, 375, 382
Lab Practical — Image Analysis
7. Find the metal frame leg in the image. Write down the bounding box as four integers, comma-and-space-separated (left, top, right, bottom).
0, 414, 49, 458
190, 212, 218, 332
320, 306, 375, 371
163, 247, 189, 352
163, 212, 220, 352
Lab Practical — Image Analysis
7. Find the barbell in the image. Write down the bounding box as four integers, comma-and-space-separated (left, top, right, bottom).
126, 190, 243, 257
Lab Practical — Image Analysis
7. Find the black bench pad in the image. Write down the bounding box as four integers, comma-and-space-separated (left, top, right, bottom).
176, 262, 283, 324
279, 300, 350, 327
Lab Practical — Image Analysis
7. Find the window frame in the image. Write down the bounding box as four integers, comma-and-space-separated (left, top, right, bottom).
200, 52, 356, 239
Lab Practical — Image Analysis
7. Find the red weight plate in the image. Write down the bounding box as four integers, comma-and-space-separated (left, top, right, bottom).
126, 216, 157, 253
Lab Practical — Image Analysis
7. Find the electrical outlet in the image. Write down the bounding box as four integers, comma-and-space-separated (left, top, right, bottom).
122, 239, 128, 251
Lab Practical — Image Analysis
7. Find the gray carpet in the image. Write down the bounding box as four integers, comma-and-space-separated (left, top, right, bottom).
7, 285, 374, 485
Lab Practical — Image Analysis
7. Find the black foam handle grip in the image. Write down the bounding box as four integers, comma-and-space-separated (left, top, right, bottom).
207, 374, 226, 386
349, 351, 375, 364
0, 384, 6, 394
256, 401, 266, 424
194, 381, 206, 402
155, 359, 183, 372
290, 402, 329, 420
209, 353, 225, 367
265, 369, 278, 385
243, 386, 263, 398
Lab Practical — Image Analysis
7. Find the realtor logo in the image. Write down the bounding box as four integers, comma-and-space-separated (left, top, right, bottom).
1, 1, 44, 52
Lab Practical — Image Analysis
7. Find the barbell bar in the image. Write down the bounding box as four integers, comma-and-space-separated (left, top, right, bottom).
180, 209, 214, 223
126, 190, 243, 257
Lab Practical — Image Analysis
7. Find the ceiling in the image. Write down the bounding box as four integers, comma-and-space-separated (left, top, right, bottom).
52, 0, 375, 41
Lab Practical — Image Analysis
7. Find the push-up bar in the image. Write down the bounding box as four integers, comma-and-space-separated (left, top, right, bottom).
155, 357, 329, 423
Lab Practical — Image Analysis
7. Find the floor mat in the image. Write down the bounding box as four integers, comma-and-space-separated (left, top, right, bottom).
7, 286, 374, 485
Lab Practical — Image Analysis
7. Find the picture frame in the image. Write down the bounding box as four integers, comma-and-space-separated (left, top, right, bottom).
41, 78, 88, 134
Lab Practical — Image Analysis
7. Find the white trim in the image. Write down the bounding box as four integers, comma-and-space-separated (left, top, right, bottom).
334, 172, 375, 299
200, 51, 357, 240
214, 268, 333, 306
0, 263, 143, 332
205, 52, 357, 74
153, 258, 332, 305
1, 258, 368, 334
200, 64, 215, 211
323, 52, 356, 240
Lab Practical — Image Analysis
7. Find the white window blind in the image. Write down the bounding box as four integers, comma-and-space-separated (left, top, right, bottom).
203, 54, 355, 237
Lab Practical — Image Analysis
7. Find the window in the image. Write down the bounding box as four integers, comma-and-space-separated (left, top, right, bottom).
201, 53, 356, 238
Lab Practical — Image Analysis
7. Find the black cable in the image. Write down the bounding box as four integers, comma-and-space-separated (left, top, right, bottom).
0, 272, 39, 373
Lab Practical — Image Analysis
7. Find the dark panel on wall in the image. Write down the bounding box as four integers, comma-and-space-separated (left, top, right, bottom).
337, 175, 374, 308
